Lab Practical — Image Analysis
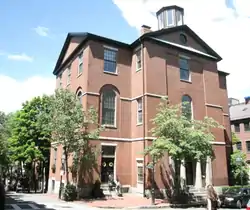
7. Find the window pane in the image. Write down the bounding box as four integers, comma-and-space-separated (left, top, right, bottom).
234, 124, 240, 132
244, 122, 250, 131
138, 111, 142, 124
167, 9, 173, 25
179, 58, 189, 70
180, 69, 189, 81
102, 90, 116, 125
136, 50, 141, 69
246, 142, 250, 152
78, 52, 83, 60
78, 63, 83, 74
102, 146, 116, 156
137, 166, 143, 182
104, 61, 116, 73
104, 49, 117, 73
236, 142, 242, 150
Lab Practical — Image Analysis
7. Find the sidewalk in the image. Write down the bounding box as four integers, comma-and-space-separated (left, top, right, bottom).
74, 194, 169, 209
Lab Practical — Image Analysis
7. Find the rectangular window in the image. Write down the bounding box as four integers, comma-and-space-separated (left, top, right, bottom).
136, 49, 142, 71
137, 160, 143, 183
137, 98, 143, 124
179, 58, 190, 81
234, 123, 240, 132
102, 90, 116, 126
66, 65, 71, 85
78, 51, 83, 75
236, 142, 242, 150
246, 141, 250, 152
104, 48, 117, 73
167, 9, 173, 25
53, 148, 57, 165
244, 122, 250, 131
52, 180, 55, 191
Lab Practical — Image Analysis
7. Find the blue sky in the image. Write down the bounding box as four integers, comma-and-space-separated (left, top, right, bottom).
0, 0, 138, 81
0, 0, 247, 113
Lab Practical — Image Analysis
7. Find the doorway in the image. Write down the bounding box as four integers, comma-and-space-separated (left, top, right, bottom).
185, 161, 194, 186
100, 145, 116, 183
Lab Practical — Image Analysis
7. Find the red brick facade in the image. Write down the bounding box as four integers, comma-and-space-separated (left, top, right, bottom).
48, 23, 231, 195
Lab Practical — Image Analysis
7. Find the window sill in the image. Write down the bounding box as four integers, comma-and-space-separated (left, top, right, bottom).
102, 125, 117, 129
137, 181, 144, 184
137, 123, 143, 126
104, 71, 118, 76
180, 79, 192, 84
136, 68, 142, 72
77, 73, 82, 78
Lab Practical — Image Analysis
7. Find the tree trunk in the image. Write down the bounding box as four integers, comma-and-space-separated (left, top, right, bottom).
64, 148, 69, 184
173, 159, 181, 196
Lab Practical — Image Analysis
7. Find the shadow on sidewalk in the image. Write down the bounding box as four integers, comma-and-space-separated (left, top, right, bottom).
5, 192, 56, 210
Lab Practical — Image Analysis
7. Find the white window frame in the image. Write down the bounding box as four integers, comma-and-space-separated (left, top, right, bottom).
66, 65, 71, 85
179, 56, 191, 82
103, 47, 118, 74
76, 89, 83, 105
78, 51, 83, 76
136, 158, 144, 184
136, 49, 142, 71
137, 98, 143, 124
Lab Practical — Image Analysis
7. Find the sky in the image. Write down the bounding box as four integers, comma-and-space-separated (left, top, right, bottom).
0, 0, 249, 113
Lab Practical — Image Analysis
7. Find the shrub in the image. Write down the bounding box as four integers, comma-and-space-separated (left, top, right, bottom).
63, 184, 77, 201
222, 185, 250, 193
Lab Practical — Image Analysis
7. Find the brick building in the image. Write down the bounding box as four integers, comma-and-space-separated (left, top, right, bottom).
230, 97, 250, 164
48, 5, 231, 195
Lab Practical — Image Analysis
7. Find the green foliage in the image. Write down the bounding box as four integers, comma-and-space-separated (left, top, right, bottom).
222, 185, 250, 193
41, 88, 103, 184
232, 132, 240, 145
230, 150, 249, 185
0, 112, 12, 167
8, 95, 52, 164
63, 184, 77, 201
145, 97, 223, 162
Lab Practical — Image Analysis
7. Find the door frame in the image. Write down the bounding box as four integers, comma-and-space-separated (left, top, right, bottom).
136, 158, 144, 193
101, 143, 117, 181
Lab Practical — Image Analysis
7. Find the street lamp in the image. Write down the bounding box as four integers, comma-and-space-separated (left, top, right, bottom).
236, 157, 243, 186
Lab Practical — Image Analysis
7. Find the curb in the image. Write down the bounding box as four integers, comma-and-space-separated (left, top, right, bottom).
96, 204, 170, 209
95, 203, 205, 209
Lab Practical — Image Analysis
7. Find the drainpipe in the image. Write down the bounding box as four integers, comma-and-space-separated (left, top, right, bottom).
140, 38, 146, 197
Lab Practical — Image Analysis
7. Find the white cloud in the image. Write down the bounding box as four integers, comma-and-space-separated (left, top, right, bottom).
7, 53, 33, 62
33, 26, 50, 37
0, 75, 55, 113
113, 0, 250, 100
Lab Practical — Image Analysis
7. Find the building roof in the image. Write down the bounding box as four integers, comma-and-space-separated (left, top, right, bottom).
230, 103, 250, 121
53, 25, 223, 75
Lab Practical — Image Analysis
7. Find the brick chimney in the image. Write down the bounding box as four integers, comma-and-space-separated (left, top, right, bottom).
245, 96, 250, 104
141, 25, 152, 35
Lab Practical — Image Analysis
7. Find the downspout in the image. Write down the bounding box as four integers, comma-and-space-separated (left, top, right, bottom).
140, 38, 146, 197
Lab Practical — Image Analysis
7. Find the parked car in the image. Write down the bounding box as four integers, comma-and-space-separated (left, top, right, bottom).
219, 187, 250, 208
246, 199, 250, 210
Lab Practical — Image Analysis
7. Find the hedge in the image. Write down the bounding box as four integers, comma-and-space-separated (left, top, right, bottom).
222, 185, 250, 193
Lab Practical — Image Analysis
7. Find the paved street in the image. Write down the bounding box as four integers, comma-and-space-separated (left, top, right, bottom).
5, 192, 246, 210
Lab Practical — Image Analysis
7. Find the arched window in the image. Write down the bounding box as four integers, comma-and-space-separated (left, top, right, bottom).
77, 90, 83, 104
182, 95, 192, 120
102, 89, 116, 126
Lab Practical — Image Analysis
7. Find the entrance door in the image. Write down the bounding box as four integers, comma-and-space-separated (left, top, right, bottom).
185, 161, 194, 186
101, 157, 115, 183
101, 145, 116, 183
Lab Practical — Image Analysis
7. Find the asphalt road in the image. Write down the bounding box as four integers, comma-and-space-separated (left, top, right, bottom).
5, 192, 246, 210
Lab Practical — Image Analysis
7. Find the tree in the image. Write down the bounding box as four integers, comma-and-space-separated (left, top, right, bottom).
231, 150, 249, 185
42, 88, 102, 184
8, 96, 52, 191
232, 131, 240, 145
144, 97, 223, 200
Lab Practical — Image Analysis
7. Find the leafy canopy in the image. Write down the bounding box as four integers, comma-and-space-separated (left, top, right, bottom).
231, 150, 249, 185
145, 97, 223, 161
8, 95, 52, 164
